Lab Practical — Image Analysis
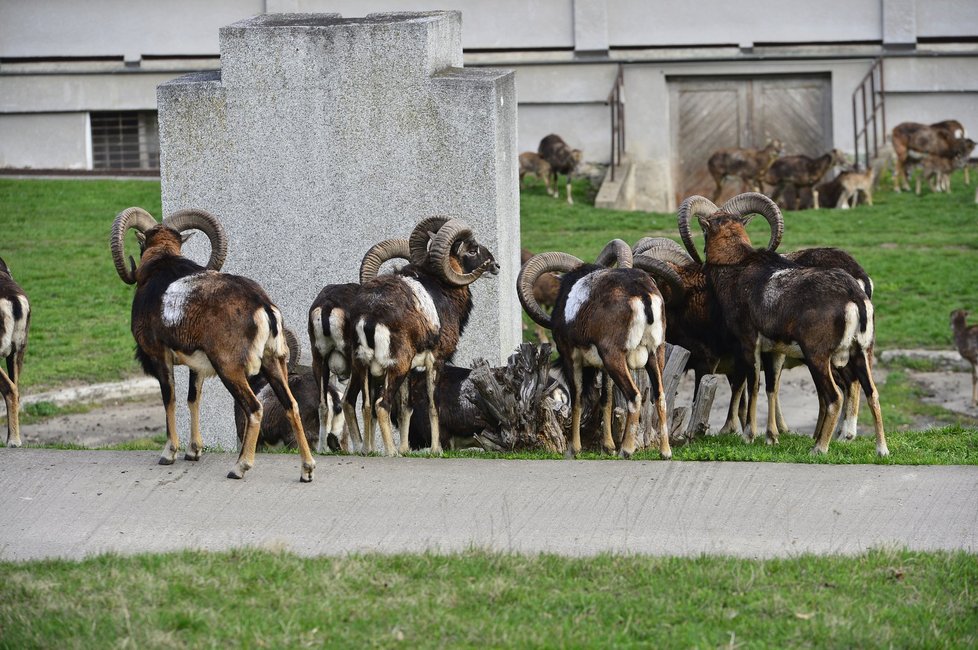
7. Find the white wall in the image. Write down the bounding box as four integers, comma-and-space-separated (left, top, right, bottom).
917, 0, 978, 38
0, 0, 263, 60
0, 113, 89, 169
1, 72, 179, 113
2, 0, 976, 206
607, 0, 882, 47
11, 0, 976, 60
294, 0, 575, 49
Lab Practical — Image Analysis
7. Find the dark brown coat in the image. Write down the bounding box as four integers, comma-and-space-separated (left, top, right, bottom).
764, 149, 846, 210
707, 140, 783, 201
0, 257, 30, 447
538, 134, 583, 204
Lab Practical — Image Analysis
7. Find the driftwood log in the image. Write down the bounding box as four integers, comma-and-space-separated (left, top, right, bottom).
459, 342, 720, 453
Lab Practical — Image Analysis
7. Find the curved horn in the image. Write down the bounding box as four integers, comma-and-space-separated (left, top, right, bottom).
633, 254, 686, 301
110, 207, 159, 284
719, 192, 783, 252
429, 219, 487, 287
359, 238, 411, 284
283, 328, 301, 373
162, 209, 228, 271
594, 239, 633, 268
638, 242, 695, 268
677, 196, 719, 264
518, 252, 582, 328
633, 237, 693, 263
408, 216, 451, 266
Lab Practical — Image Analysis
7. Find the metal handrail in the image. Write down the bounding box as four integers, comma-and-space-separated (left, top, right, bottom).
606, 64, 625, 181
852, 58, 886, 170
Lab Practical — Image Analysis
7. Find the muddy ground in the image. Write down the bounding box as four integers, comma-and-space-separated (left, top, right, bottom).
13, 365, 976, 448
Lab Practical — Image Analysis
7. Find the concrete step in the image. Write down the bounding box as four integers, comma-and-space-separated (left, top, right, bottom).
595, 157, 634, 210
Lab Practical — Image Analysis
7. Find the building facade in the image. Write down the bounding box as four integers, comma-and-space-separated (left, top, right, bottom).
2, 0, 976, 210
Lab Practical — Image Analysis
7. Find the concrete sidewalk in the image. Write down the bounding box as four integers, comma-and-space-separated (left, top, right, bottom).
1, 449, 976, 561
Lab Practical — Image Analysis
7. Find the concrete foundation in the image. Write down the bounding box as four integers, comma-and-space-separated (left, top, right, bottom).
157, 11, 520, 451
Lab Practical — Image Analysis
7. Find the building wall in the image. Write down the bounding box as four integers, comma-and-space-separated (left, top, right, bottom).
0, 113, 89, 169
606, 0, 882, 46
1, 71, 182, 113
2, 0, 977, 210
0, 0, 264, 60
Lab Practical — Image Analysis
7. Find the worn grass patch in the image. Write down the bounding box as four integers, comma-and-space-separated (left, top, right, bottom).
0, 548, 975, 649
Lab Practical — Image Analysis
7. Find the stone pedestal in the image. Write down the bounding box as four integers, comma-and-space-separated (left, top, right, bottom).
157, 12, 519, 451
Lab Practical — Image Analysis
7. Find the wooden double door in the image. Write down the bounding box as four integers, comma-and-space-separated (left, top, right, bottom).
670, 75, 833, 205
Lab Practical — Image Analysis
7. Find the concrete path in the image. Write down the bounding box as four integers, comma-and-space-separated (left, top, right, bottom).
1, 450, 976, 561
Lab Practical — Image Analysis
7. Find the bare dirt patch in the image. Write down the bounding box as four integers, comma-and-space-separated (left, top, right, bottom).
12, 368, 977, 448
910, 371, 978, 421
18, 396, 164, 447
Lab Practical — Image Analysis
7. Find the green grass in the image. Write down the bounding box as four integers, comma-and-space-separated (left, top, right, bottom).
2, 174, 976, 390
0, 179, 161, 390
1, 548, 975, 648
432, 424, 978, 465
521, 172, 978, 349
10, 421, 977, 463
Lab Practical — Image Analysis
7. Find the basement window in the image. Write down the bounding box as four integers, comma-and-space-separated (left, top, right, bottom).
90, 111, 160, 170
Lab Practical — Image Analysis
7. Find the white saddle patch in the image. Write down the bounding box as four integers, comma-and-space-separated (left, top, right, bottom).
401, 277, 440, 331
761, 269, 794, 309
162, 273, 207, 327
565, 271, 603, 323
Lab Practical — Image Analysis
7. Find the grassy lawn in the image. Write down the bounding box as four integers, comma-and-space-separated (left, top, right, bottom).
2, 174, 978, 459
27, 423, 978, 464
1, 174, 976, 391
1, 548, 975, 648
0, 179, 161, 390
521, 171, 978, 350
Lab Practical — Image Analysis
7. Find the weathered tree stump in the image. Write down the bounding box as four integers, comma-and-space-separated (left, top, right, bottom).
458, 342, 720, 453
686, 374, 720, 440
462, 343, 567, 453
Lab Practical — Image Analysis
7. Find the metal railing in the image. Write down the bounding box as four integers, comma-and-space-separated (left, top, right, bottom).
606, 63, 625, 181
851, 58, 886, 170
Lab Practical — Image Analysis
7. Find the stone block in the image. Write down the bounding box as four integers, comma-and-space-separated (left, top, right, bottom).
157, 11, 520, 451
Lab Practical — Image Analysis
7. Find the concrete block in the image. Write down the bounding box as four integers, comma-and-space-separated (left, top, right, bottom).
157, 11, 519, 451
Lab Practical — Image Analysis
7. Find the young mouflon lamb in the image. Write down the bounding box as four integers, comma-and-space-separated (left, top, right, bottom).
951, 309, 978, 407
